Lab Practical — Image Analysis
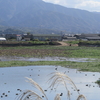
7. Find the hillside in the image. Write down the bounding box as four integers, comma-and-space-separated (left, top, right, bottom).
0, 0, 100, 33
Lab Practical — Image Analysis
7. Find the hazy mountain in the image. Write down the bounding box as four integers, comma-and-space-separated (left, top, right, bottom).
0, 0, 100, 33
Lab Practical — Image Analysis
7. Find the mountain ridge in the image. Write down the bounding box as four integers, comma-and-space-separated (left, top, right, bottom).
0, 0, 100, 33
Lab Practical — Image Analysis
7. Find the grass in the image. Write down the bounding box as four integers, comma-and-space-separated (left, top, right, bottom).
15, 72, 87, 100
0, 60, 100, 72
0, 41, 49, 45
79, 40, 100, 45
0, 45, 100, 58
0, 44, 100, 72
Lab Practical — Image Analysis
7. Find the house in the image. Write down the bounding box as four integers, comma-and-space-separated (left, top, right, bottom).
33, 34, 62, 41
62, 34, 76, 41
0, 37, 6, 41
62, 37, 77, 41
74, 34, 100, 41
5, 34, 17, 40
22, 34, 33, 41
17, 35, 22, 41
5, 34, 23, 41
85, 37, 100, 41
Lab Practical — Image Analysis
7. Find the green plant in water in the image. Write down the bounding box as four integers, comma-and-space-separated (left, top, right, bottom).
15, 72, 87, 100
95, 78, 100, 85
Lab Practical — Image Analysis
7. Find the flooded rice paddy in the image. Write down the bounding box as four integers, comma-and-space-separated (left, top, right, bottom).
0, 65, 100, 100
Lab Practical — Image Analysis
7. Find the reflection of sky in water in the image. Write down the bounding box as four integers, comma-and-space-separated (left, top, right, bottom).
0, 65, 100, 100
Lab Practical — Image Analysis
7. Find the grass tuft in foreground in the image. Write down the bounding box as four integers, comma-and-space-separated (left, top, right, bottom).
15, 71, 87, 100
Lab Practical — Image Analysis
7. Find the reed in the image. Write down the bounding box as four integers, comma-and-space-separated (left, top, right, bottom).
47, 71, 80, 100
15, 90, 43, 100
47, 72, 81, 100
15, 71, 87, 100
54, 94, 61, 100
26, 77, 48, 100
77, 94, 87, 100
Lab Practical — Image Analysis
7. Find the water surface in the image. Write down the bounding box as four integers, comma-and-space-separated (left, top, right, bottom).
0, 56, 95, 62
0, 65, 100, 100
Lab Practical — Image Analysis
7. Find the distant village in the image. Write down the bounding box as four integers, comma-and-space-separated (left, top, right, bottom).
0, 33, 100, 41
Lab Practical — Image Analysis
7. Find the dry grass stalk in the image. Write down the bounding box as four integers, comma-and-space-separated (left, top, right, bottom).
15, 90, 43, 100
25, 77, 48, 100
15, 72, 87, 100
77, 94, 87, 100
67, 90, 71, 100
54, 94, 61, 100
47, 72, 80, 100
47, 72, 79, 93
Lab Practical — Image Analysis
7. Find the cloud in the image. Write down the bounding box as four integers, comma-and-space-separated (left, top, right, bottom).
43, 0, 67, 6
43, 0, 100, 12
75, 0, 100, 12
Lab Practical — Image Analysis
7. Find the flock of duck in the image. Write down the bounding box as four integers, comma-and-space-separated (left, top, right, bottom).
0, 66, 100, 100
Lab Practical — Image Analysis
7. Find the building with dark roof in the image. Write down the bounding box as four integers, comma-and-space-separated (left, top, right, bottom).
33, 34, 62, 41
74, 34, 100, 41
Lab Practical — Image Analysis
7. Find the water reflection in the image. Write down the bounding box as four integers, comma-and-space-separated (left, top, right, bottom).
0, 65, 100, 100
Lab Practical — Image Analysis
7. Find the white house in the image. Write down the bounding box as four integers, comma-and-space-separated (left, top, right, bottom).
0, 37, 6, 41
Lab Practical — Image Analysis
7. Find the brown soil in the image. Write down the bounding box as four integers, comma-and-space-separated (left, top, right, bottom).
56, 42, 78, 46
56, 42, 69, 46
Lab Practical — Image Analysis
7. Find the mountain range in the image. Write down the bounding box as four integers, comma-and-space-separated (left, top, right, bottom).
0, 0, 100, 33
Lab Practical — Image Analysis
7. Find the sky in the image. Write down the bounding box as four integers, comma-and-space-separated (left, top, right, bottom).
43, 0, 100, 12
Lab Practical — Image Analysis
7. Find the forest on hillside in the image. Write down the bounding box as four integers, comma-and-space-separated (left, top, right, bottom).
0, 28, 66, 35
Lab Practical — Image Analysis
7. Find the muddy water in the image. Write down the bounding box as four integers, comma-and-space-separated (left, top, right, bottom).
0, 56, 95, 62
0, 65, 100, 100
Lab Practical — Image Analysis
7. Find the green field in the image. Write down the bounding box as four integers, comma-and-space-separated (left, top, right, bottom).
0, 45, 100, 58
0, 44, 100, 72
